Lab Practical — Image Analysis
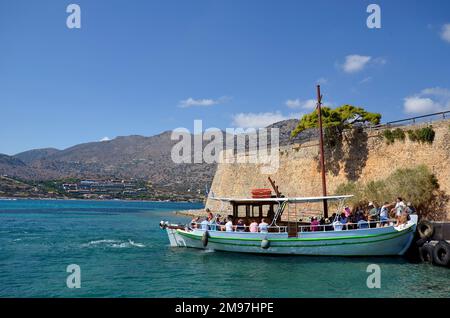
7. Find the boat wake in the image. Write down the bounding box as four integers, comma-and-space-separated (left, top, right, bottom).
81, 239, 146, 248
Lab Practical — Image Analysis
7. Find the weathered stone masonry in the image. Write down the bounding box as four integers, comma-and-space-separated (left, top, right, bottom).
206, 120, 450, 219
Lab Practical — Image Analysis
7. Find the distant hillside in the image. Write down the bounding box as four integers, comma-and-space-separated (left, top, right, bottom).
1, 120, 307, 193
6, 131, 218, 193
14, 148, 60, 164
267, 119, 318, 146
0, 154, 37, 179
0, 175, 37, 197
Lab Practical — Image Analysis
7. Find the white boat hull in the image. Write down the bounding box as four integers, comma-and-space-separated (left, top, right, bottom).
165, 217, 417, 256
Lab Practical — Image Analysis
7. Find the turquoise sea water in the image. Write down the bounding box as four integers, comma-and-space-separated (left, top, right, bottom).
0, 199, 448, 298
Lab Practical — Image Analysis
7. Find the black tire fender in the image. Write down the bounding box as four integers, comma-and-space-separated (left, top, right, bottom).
419, 243, 434, 263
417, 220, 434, 239
433, 241, 450, 267
415, 237, 428, 247
202, 231, 209, 248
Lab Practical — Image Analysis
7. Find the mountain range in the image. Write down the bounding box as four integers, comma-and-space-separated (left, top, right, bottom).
0, 119, 308, 192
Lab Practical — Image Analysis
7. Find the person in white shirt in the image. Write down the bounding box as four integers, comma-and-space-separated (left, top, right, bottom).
392, 197, 406, 225
258, 218, 269, 233
225, 217, 234, 232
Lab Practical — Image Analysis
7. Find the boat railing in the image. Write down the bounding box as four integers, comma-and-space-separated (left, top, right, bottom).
190, 222, 288, 233
297, 219, 396, 232
189, 219, 398, 233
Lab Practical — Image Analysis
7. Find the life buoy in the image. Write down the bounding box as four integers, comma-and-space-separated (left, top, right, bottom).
251, 188, 272, 194
202, 231, 209, 248
417, 220, 434, 239
251, 188, 272, 198
251, 194, 272, 198
261, 239, 270, 249
433, 241, 450, 267
419, 243, 434, 263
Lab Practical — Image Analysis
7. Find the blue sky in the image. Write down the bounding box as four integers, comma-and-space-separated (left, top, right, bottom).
1, 0, 449, 155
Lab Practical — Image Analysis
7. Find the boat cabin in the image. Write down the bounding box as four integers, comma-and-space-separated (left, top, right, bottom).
211, 195, 354, 236
229, 199, 277, 220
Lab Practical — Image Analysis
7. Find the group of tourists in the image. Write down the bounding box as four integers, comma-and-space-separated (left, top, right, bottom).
191, 197, 416, 234
309, 197, 415, 231
191, 212, 270, 233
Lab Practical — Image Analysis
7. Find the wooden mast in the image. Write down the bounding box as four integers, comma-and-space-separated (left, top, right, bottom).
316, 85, 328, 218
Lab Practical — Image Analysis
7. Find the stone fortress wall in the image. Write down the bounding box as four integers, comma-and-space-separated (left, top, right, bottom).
205, 119, 450, 219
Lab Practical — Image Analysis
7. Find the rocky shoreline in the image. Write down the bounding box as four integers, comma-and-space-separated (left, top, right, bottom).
174, 209, 207, 217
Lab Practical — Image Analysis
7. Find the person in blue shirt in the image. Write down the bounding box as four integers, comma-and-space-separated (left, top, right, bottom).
200, 218, 209, 231
339, 213, 348, 230
258, 218, 269, 233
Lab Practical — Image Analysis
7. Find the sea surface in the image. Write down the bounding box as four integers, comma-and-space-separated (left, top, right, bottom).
0, 199, 448, 298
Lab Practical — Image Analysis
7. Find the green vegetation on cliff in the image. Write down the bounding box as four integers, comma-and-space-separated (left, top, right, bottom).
383, 126, 436, 144
291, 104, 381, 138
334, 165, 448, 220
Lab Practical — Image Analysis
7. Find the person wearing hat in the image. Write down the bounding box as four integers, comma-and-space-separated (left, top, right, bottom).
368, 202, 379, 228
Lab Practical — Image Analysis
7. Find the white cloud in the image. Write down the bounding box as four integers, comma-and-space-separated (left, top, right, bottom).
340, 55, 387, 74
100, 137, 111, 142
286, 99, 316, 110
286, 98, 333, 110
441, 23, 450, 43
403, 87, 450, 114
231, 111, 298, 128
178, 96, 229, 108
342, 55, 372, 73
404, 97, 440, 114
359, 76, 372, 84
421, 87, 450, 97
285, 99, 301, 108
373, 57, 387, 65
316, 77, 328, 85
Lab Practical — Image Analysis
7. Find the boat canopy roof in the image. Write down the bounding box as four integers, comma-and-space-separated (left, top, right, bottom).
210, 194, 353, 204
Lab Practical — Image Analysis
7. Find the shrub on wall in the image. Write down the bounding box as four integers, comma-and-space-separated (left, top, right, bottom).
382, 128, 405, 144
406, 126, 435, 144
392, 128, 405, 141
417, 126, 435, 143
407, 129, 418, 142
382, 129, 394, 144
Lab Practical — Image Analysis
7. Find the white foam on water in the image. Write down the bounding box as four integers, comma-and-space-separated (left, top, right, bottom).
81, 239, 145, 248
111, 242, 129, 248
128, 239, 145, 248
82, 239, 119, 247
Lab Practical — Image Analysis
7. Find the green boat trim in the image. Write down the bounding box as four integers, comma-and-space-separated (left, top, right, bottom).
176, 226, 413, 242
177, 227, 413, 248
